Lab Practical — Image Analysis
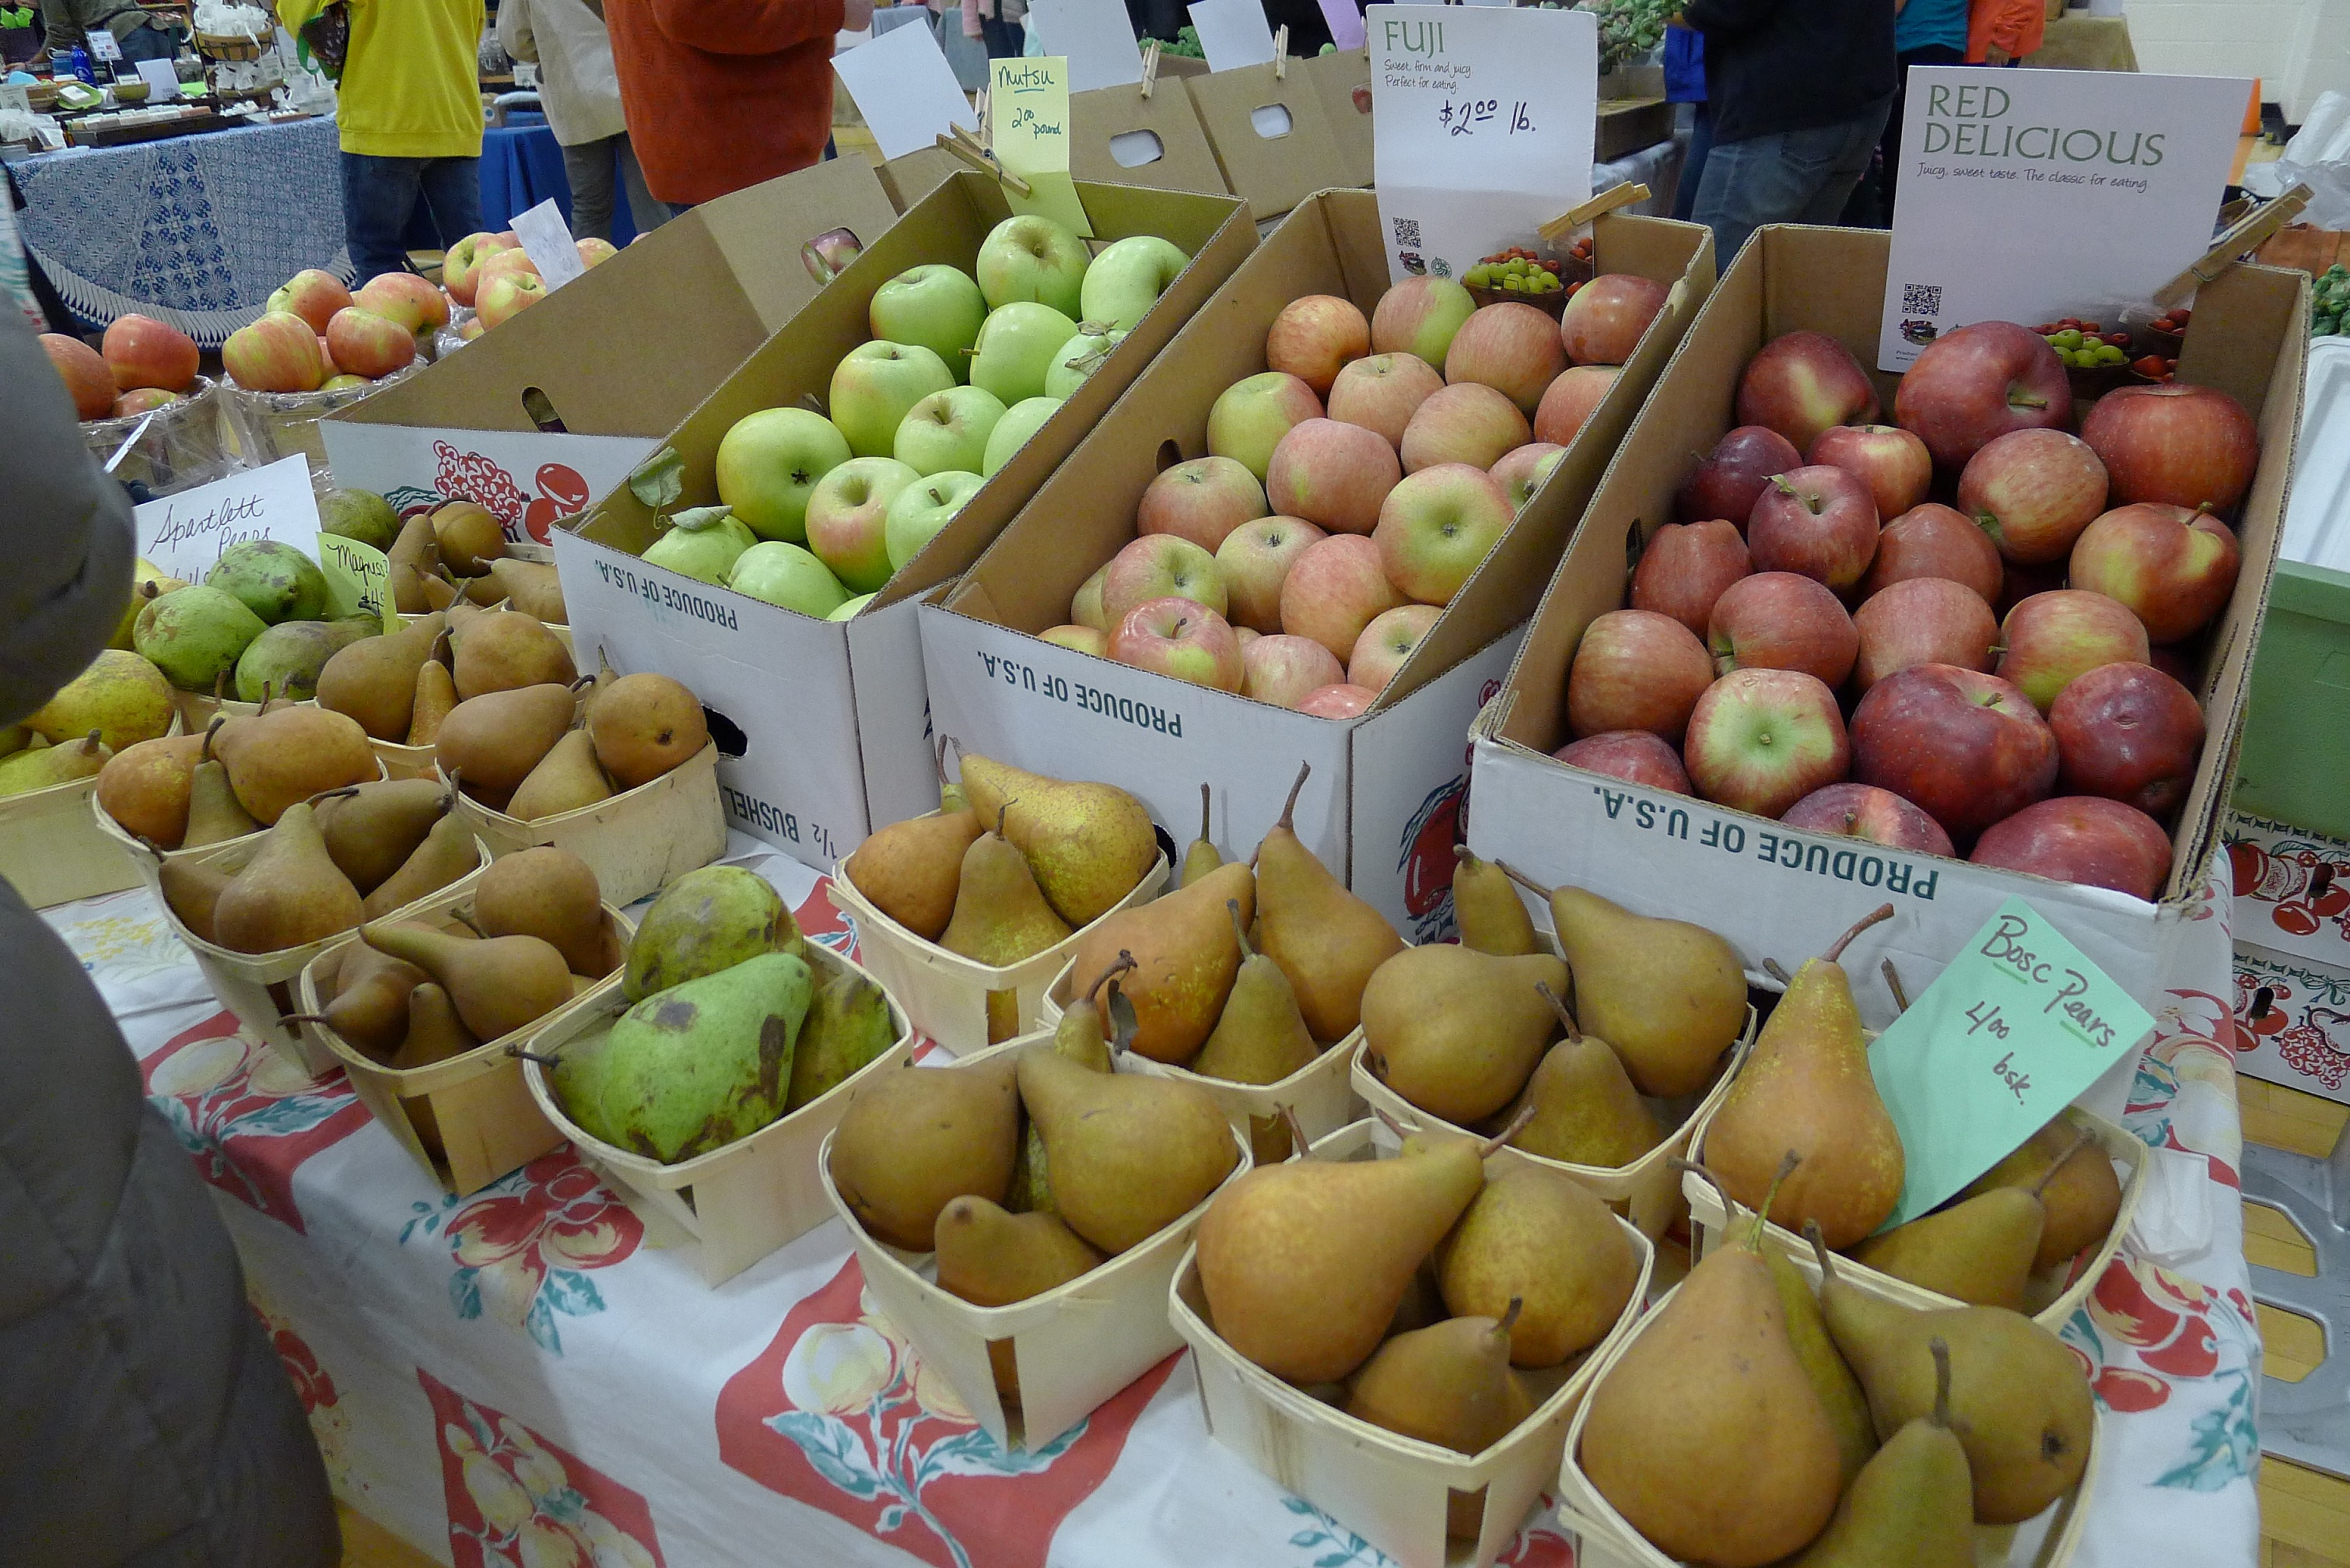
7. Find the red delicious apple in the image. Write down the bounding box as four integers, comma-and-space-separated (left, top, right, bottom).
1866, 502, 2003, 604
1400, 382, 1531, 473
1242, 633, 1347, 709
1280, 534, 1408, 663
1109, 597, 1245, 691
1350, 603, 1442, 691
1560, 273, 1669, 367
324, 305, 418, 380
1747, 464, 1879, 593
1326, 352, 1445, 448
41, 333, 117, 418
1676, 425, 1803, 527
2048, 660, 2206, 819
1566, 608, 1714, 743
1851, 575, 1999, 691
1531, 366, 1620, 446
1266, 293, 1371, 395
1138, 455, 1270, 551
1683, 668, 1851, 818
1806, 425, 1931, 520
100, 314, 199, 394
221, 311, 327, 394
2068, 502, 2242, 644
1707, 571, 1857, 686
1217, 514, 1326, 632
1445, 302, 1569, 415
1996, 589, 2150, 712
1631, 519, 1752, 637
1491, 442, 1566, 510
1969, 796, 2173, 901
1267, 418, 1403, 536
1893, 320, 2070, 471
1554, 730, 1693, 794
1955, 428, 2108, 565
2079, 381, 2260, 514
1995, 555, 2070, 621
1850, 663, 2059, 842
1781, 782, 1955, 856
1735, 331, 1880, 453
1300, 683, 1377, 718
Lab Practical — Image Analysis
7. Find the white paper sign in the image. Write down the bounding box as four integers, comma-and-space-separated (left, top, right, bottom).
1023, 0, 1145, 93
1189, 0, 1277, 72
1876, 68, 2248, 371
832, 20, 979, 162
0, 84, 31, 114
1368, 5, 1597, 286
85, 28, 122, 61
134, 60, 180, 101
511, 198, 587, 291
133, 455, 321, 580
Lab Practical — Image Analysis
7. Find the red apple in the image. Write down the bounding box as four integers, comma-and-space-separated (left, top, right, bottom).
354, 271, 450, 333
1445, 302, 1569, 415
100, 314, 199, 394
40, 333, 118, 418
1109, 597, 1244, 691
1207, 371, 1324, 480
1350, 603, 1442, 691
1326, 352, 1445, 448
1400, 382, 1531, 473
1267, 418, 1403, 536
1217, 515, 1326, 633
1531, 366, 1620, 446
1491, 442, 1566, 510
476, 271, 548, 330
1266, 293, 1371, 395
1566, 608, 1713, 743
1683, 668, 1851, 818
316, 334, 339, 376
1708, 571, 1857, 686
1996, 589, 2150, 712
1372, 463, 1513, 605
2149, 642, 2199, 688
1677, 425, 1803, 528
442, 233, 510, 307
1631, 518, 1752, 637
1852, 575, 1999, 691
111, 388, 179, 417
1806, 424, 1930, 520
1139, 455, 1270, 551
1242, 632, 1347, 709
1995, 555, 2069, 621
1735, 330, 1880, 453
1371, 275, 1477, 366
1866, 502, 2004, 604
2079, 381, 2260, 514
576, 237, 619, 268
1102, 533, 1226, 623
266, 268, 355, 334
2049, 660, 2206, 818
1560, 273, 1669, 366
1850, 663, 2059, 841
222, 311, 327, 394
1280, 534, 1408, 663
1955, 428, 2107, 565
1969, 796, 2173, 901
1893, 319, 2069, 471
477, 247, 541, 295
1781, 782, 1955, 856
1747, 464, 1879, 593
2068, 502, 2241, 644
1553, 730, 1693, 794
1300, 683, 1377, 719
324, 306, 419, 380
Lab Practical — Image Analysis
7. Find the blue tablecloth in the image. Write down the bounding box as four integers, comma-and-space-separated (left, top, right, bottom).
478, 111, 636, 247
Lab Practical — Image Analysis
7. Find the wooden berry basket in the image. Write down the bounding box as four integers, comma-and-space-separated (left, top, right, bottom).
821, 1027, 1252, 1451
1168, 1117, 1655, 1568
0, 711, 184, 908
826, 831, 1168, 1056
295, 899, 634, 1195
443, 739, 725, 905
169, 686, 278, 733
519, 940, 916, 1286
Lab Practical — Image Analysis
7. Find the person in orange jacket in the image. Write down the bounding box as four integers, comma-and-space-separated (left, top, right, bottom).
1967, 0, 2044, 64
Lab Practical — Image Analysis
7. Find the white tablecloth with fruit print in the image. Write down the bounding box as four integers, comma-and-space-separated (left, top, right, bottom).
51, 831, 2268, 1568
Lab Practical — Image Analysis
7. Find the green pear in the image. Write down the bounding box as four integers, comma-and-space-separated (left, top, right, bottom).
585, 951, 814, 1162
624, 866, 806, 1001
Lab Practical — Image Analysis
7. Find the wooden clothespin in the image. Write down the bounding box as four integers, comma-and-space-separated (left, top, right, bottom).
2154, 182, 2313, 307
1536, 181, 1648, 247
936, 124, 1033, 197
1140, 39, 1161, 99
1273, 25, 1289, 79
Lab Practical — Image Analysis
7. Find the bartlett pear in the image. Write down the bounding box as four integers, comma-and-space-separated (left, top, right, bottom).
1256, 765, 1402, 1041
1067, 860, 1253, 1064
583, 951, 814, 1162
958, 753, 1157, 925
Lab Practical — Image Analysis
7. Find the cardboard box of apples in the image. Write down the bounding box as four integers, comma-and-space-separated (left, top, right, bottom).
921, 189, 1712, 937
1469, 223, 2309, 1018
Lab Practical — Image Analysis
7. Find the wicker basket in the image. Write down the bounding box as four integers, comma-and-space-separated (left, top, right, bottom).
195, 30, 267, 61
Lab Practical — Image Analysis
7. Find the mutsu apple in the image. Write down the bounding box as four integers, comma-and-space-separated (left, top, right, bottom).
1683, 668, 1850, 818
1445, 302, 1568, 415
885, 470, 985, 570
1217, 514, 1326, 632
728, 541, 850, 617
476, 247, 541, 297
1997, 589, 2149, 711
968, 302, 1080, 406
1968, 795, 2172, 900
975, 214, 1089, 315
324, 306, 417, 380
716, 407, 854, 542
1102, 534, 1227, 622
1553, 730, 1693, 794
443, 235, 507, 306
1266, 293, 1371, 394
982, 395, 1063, 476
2068, 502, 2242, 643
1268, 418, 1402, 536
1560, 272, 1668, 366
1142, 456, 1270, 551
316, 334, 340, 377
1707, 571, 1856, 686
1043, 324, 1126, 398
831, 341, 956, 458
1110, 597, 1244, 691
1852, 575, 1998, 691
1079, 234, 1190, 331
1492, 442, 1566, 510
476, 271, 548, 330
1567, 608, 1713, 742
101, 314, 198, 393
1242, 634, 1346, 709
1371, 275, 1476, 366
576, 237, 618, 268
1807, 424, 1930, 520
1280, 534, 1407, 663
894, 384, 1007, 476
1042, 625, 1109, 656
1893, 319, 2069, 471
268, 268, 355, 333
1747, 465, 1879, 593
804, 456, 919, 592
832, 595, 875, 621
1850, 663, 2058, 841
1532, 366, 1620, 446
1347, 603, 1441, 692
1400, 382, 1531, 473
870, 264, 988, 376
1866, 502, 2004, 604
1955, 427, 2107, 565
1327, 352, 1444, 448
2080, 380, 2259, 514
1735, 330, 1880, 454
1208, 371, 1323, 480
355, 271, 449, 332
1677, 425, 1802, 527
222, 312, 327, 394
1300, 683, 1377, 718
1071, 563, 1110, 630
2049, 660, 2205, 818
1632, 518, 1751, 637
1780, 782, 1954, 856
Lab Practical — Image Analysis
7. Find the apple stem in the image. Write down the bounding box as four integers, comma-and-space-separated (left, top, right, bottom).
2012, 393, 2049, 410
1822, 903, 1896, 964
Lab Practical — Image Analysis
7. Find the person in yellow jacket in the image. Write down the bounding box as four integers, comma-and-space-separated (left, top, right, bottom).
278, 0, 487, 282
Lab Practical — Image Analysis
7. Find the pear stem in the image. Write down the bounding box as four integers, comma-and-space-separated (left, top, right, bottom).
80, 729, 102, 755
1805, 1217, 1838, 1283
212, 668, 226, 703
308, 785, 361, 807
2031, 1125, 2098, 1201
568, 673, 596, 691
1882, 957, 1910, 1013
1452, 844, 1481, 870
1106, 981, 1136, 1057
931, 733, 951, 790
202, 714, 224, 762
1762, 957, 1791, 985
1083, 951, 1137, 1006
1821, 903, 1896, 964
1498, 859, 1551, 897
1277, 760, 1309, 835
1534, 980, 1581, 1043
1497, 1296, 1525, 1336
1748, 1150, 1801, 1251
1480, 1102, 1536, 1156
1928, 1336, 1953, 1429
1278, 1104, 1311, 1160
995, 801, 1013, 837
1228, 899, 1252, 959
510, 1048, 566, 1067
1199, 781, 1212, 843
278, 1013, 332, 1027
132, 835, 165, 862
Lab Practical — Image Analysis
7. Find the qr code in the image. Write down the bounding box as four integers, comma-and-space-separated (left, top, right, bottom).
1901, 282, 1942, 316
1392, 216, 1422, 248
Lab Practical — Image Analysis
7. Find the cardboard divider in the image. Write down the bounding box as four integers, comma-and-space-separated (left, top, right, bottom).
441, 741, 727, 906
1468, 225, 2310, 1021
1298, 51, 1375, 191
1071, 78, 1230, 196
1185, 61, 1354, 222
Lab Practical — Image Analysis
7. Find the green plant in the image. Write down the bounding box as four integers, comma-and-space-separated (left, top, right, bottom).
1577, 0, 1674, 73
2313, 263, 2346, 339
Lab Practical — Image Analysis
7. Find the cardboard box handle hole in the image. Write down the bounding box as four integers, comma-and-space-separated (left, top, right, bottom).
1155, 438, 1184, 472
1248, 104, 1294, 140
1109, 129, 1167, 168
520, 387, 567, 435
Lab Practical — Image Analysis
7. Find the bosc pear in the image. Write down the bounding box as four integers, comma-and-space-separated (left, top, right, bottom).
315, 777, 449, 894
1452, 845, 1537, 956
288, 944, 427, 1062
211, 802, 363, 954
845, 807, 982, 941
360, 922, 572, 1041
1016, 1048, 1237, 1254
182, 722, 258, 847
1504, 985, 1662, 1168
958, 753, 1157, 926
359, 812, 480, 919
1960, 1112, 2122, 1273
1851, 1182, 2047, 1311
506, 728, 613, 821
935, 1195, 1106, 1397
1438, 1165, 1639, 1367
1256, 764, 1403, 1041
434, 682, 578, 799
408, 658, 457, 747
1360, 945, 1568, 1125
1189, 899, 1315, 1087
1181, 782, 1224, 887
939, 807, 1071, 966
828, 1054, 1021, 1249
1788, 1337, 1975, 1568
1066, 860, 1254, 1064
1347, 1304, 1534, 1536
472, 846, 610, 978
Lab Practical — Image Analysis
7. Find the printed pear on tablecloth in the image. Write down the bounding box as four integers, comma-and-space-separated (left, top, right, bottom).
142, 1010, 369, 1231
419, 1367, 667, 1568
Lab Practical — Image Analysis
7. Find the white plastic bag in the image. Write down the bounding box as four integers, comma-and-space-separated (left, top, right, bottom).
2243, 89, 2350, 227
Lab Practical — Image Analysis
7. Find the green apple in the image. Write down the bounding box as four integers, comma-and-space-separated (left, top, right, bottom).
893, 384, 1007, 476
828, 341, 954, 458
642, 507, 758, 586
974, 214, 1090, 316
1077, 234, 1189, 331
805, 456, 919, 593
830, 593, 874, 621
870, 264, 987, 380
713, 407, 853, 543
982, 395, 1064, 477
970, 303, 1080, 405
1043, 326, 1127, 399
728, 541, 850, 618
885, 470, 986, 572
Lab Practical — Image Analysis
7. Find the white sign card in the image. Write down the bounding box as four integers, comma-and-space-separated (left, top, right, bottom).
832, 19, 979, 162
0, 84, 31, 114
1189, 0, 1277, 72
511, 198, 587, 291
133, 455, 321, 581
133, 60, 180, 101
1876, 67, 2248, 371
1368, 5, 1598, 287
84, 28, 123, 61
1023, 0, 1145, 93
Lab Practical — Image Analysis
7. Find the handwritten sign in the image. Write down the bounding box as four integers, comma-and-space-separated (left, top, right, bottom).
316, 534, 397, 632
1876, 67, 2247, 370
133, 456, 322, 582
1867, 898, 2156, 1228
1189, 0, 1277, 72
511, 198, 587, 291
1023, 0, 1144, 93
832, 19, 979, 163
1368, 5, 1597, 286
992, 58, 1093, 237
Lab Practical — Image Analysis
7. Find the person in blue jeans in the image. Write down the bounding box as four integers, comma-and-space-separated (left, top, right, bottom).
1665, 22, 1710, 224
1683, 0, 1897, 266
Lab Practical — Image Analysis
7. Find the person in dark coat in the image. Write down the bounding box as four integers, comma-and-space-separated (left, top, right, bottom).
0, 311, 341, 1568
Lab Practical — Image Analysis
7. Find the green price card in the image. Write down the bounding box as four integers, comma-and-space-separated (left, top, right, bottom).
991, 57, 1094, 238
316, 534, 397, 633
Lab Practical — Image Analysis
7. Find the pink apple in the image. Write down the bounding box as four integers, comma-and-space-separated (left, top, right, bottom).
442, 233, 510, 306
1707, 571, 1857, 686
112, 387, 180, 416
1678, 425, 1802, 528
1997, 590, 2150, 712
476, 247, 541, 294
1217, 515, 1326, 633
354, 271, 449, 333
1561, 273, 1670, 366
1350, 604, 1442, 691
1072, 565, 1109, 631
2079, 382, 2261, 514
1266, 293, 1371, 395
1326, 352, 1445, 448
1632, 519, 1751, 637
1852, 575, 1999, 691
1491, 442, 1566, 511
1300, 683, 1377, 719
1242, 633, 1347, 709
100, 314, 199, 394
1372, 463, 1512, 605
267, 268, 355, 334
1969, 796, 2173, 901
1207, 371, 1323, 480
1267, 418, 1403, 536
1807, 424, 1931, 520
1683, 668, 1851, 818
1735, 330, 1880, 454
1866, 502, 2004, 604
1956, 428, 2108, 565
222, 311, 326, 394
2049, 660, 2205, 818
805, 456, 916, 593
1110, 597, 1245, 691
1040, 625, 1108, 656
1851, 663, 2058, 841
1780, 782, 1954, 856
324, 306, 418, 380
1553, 730, 1693, 794
575, 237, 619, 268
1747, 464, 1879, 593
1893, 319, 2071, 471
1280, 534, 1407, 663
1236, 628, 1260, 649
1567, 609, 1714, 743
1101, 533, 1227, 623
476, 272, 548, 330
316, 334, 339, 376
1399, 382, 1531, 473
1532, 366, 1620, 447
2068, 502, 2241, 644
1371, 276, 1477, 366
1138, 455, 1269, 551
1445, 302, 1568, 415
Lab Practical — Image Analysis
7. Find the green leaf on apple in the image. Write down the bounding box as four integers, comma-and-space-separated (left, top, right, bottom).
629, 446, 686, 511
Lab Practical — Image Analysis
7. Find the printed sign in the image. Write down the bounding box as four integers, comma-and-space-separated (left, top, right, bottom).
832, 19, 979, 163
1024, 0, 1145, 93
511, 198, 587, 291
133, 59, 180, 101
1368, 4, 1598, 287
1189, 0, 1277, 72
1868, 898, 2156, 1227
316, 534, 396, 632
85, 28, 122, 61
993, 58, 1094, 237
133, 455, 321, 581
1876, 68, 2247, 370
